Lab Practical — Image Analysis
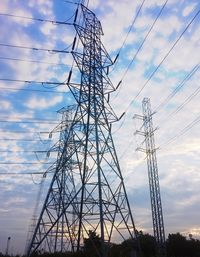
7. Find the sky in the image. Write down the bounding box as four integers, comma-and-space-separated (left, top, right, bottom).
0, 0, 200, 255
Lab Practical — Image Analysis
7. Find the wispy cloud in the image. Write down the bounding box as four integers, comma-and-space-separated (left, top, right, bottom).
24, 95, 63, 109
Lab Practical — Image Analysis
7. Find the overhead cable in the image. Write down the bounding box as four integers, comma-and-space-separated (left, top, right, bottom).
124, 7, 200, 113
114, 0, 168, 98
167, 85, 200, 120
0, 56, 70, 66
0, 115, 57, 122
0, 115, 58, 122
0, 138, 51, 142
0, 130, 50, 134
0, 12, 73, 25
154, 63, 200, 112
0, 130, 60, 138
0, 86, 66, 94
0, 172, 48, 175
111, 0, 146, 70
0, 119, 59, 124
0, 78, 68, 85
0, 43, 71, 54
0, 78, 80, 89
114, 2, 200, 115
160, 114, 200, 149
0, 162, 54, 165
157, 81, 200, 129
0, 150, 49, 153
121, 0, 168, 82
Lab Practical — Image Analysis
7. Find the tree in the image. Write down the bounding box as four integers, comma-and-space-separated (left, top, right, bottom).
137, 231, 157, 257
119, 231, 156, 257
83, 231, 101, 257
167, 233, 187, 256
166, 233, 200, 257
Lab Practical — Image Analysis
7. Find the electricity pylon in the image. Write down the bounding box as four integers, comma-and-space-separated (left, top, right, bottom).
134, 98, 166, 257
27, 4, 139, 257
27, 105, 79, 255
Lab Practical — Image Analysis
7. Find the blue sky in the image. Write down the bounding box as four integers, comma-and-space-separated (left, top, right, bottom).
0, 0, 200, 254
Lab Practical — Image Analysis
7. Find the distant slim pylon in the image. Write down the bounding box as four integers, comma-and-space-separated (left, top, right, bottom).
134, 97, 166, 257
27, 4, 139, 257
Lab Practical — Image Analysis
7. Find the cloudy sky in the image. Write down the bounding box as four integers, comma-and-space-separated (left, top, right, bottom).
0, 0, 200, 254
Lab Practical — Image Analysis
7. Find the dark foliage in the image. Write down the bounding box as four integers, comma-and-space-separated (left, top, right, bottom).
1, 231, 200, 257
166, 233, 200, 257
83, 230, 101, 257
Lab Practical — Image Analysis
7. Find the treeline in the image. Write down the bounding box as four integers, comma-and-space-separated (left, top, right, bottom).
1, 231, 200, 257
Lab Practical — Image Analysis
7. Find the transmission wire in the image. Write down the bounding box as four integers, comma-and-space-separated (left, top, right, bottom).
154, 64, 200, 113
0, 56, 72, 66
112, 7, 200, 139
123, 7, 200, 113
156, 80, 200, 129
111, 0, 146, 72
167, 85, 200, 120
160, 114, 200, 149
0, 43, 71, 54
0, 86, 66, 94
0, 13, 73, 25
114, 0, 168, 98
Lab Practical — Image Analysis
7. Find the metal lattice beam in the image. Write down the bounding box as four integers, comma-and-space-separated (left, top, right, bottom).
27, 4, 139, 257
142, 97, 166, 257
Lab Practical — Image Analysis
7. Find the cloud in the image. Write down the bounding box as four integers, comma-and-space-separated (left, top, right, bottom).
100, 1, 139, 52
89, 0, 100, 9
182, 3, 197, 17
40, 22, 56, 36
24, 95, 63, 109
28, 0, 54, 16
0, 99, 12, 110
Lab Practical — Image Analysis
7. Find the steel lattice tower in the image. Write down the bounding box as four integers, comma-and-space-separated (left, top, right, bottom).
27, 105, 79, 255
27, 4, 139, 257
142, 98, 166, 257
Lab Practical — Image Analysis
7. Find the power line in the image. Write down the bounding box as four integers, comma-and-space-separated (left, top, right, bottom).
64, 0, 78, 4
0, 56, 70, 66
0, 172, 44, 175
0, 150, 49, 153
111, 0, 146, 71
0, 138, 51, 142
0, 150, 56, 154
0, 130, 50, 134
111, 6, 200, 140
0, 78, 79, 88
157, 82, 200, 130
62, 1, 88, 87
0, 43, 71, 54
0, 119, 59, 124
167, 84, 200, 120
118, 139, 134, 160
120, 0, 168, 82
0, 78, 68, 86
160, 114, 200, 149
0, 13, 73, 25
0, 86, 66, 94
0, 130, 60, 137
124, 7, 200, 112
0, 162, 54, 165
0, 115, 58, 122
61, 0, 90, 90
120, 0, 146, 53
113, 0, 168, 100
154, 64, 200, 112
61, 0, 88, 6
